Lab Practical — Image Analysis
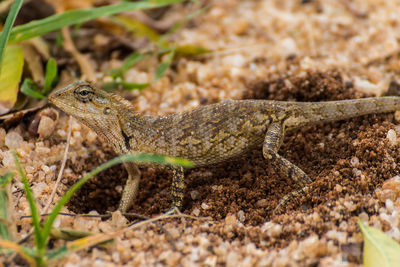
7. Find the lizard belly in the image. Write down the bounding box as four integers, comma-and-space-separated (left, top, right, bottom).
172, 127, 267, 166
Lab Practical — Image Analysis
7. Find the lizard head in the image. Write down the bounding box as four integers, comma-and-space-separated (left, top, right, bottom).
49, 81, 132, 142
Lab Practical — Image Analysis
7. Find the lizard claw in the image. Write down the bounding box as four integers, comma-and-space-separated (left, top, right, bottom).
273, 186, 310, 215
162, 206, 205, 224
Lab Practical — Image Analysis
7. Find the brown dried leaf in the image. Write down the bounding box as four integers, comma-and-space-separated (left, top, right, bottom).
21, 43, 45, 85
25, 36, 50, 59
0, 99, 47, 128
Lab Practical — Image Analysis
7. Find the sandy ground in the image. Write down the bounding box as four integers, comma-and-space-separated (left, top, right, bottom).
2, 0, 400, 266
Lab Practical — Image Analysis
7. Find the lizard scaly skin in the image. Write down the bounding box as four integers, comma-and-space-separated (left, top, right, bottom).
49, 81, 400, 213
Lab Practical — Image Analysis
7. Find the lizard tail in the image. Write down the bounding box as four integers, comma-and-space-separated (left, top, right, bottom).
286, 96, 400, 129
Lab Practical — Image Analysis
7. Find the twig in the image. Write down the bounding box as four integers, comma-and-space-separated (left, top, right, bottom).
20, 212, 111, 219
21, 211, 150, 220
19, 210, 198, 250
42, 115, 72, 214
62, 27, 97, 82
125, 213, 199, 232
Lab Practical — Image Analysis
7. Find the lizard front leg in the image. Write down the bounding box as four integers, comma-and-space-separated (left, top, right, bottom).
263, 122, 312, 213
119, 162, 141, 213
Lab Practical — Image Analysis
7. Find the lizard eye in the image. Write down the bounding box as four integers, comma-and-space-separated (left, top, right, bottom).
79, 90, 89, 96
74, 86, 94, 103
103, 107, 111, 115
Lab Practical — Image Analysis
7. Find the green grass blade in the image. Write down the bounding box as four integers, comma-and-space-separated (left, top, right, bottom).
119, 81, 150, 91
154, 49, 175, 81
21, 79, 46, 100
46, 245, 68, 261
0, 0, 23, 74
8, 0, 185, 43
0, 173, 13, 243
42, 58, 58, 95
49, 228, 92, 241
41, 153, 192, 249
109, 52, 151, 79
103, 81, 149, 92
12, 152, 44, 252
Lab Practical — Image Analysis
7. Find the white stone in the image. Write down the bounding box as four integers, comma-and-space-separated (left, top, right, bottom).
5, 131, 23, 149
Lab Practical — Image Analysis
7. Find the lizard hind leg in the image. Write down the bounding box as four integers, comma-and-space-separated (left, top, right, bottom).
262, 122, 312, 213
170, 166, 185, 211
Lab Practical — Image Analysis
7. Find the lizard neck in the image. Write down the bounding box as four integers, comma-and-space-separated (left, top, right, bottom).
86, 93, 155, 154
110, 94, 160, 154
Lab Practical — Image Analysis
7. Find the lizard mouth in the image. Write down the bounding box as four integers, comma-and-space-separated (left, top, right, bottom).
48, 92, 62, 106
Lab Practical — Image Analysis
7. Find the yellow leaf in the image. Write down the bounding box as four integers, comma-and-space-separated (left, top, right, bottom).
0, 45, 24, 114
359, 219, 400, 267
175, 44, 210, 57
113, 15, 163, 44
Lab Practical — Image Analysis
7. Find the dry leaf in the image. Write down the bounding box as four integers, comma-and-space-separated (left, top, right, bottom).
21, 43, 45, 85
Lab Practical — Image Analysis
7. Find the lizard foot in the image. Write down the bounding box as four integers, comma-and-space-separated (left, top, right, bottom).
163, 206, 206, 229
164, 206, 183, 216
163, 206, 188, 230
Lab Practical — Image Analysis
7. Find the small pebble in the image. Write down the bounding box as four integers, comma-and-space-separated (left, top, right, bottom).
5, 131, 23, 149
387, 129, 397, 146
37, 116, 56, 138
256, 199, 269, 208
86, 130, 97, 143
237, 210, 245, 223
41, 164, 50, 174
192, 208, 200, 216
201, 202, 209, 210
225, 213, 237, 225
394, 111, 400, 122
0, 128, 6, 147
335, 184, 343, 193
190, 190, 200, 200
350, 156, 359, 167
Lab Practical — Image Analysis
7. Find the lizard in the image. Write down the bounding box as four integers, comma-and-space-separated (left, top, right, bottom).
48, 80, 400, 214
